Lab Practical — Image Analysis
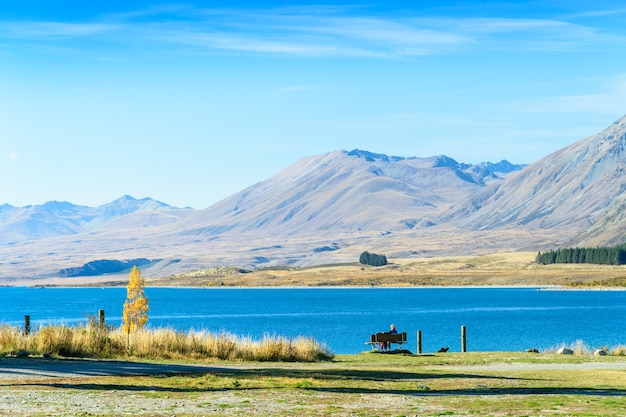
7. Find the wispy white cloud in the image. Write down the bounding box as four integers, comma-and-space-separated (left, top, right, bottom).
159, 30, 355, 57
1, 21, 120, 38
563, 7, 626, 19
1, 6, 625, 58
9, 152, 18, 160
507, 73, 626, 114
142, 7, 471, 58
432, 17, 624, 51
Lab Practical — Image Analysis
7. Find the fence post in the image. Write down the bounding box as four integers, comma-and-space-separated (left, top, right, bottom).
461, 325, 467, 353
98, 309, 105, 327
416, 330, 422, 355
23, 315, 31, 335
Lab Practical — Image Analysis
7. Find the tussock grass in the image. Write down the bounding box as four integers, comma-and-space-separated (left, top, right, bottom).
568, 275, 626, 287
0, 323, 333, 362
545, 339, 626, 356
612, 345, 626, 355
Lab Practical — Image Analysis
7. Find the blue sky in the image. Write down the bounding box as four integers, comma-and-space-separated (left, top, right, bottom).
2, 1, 626, 209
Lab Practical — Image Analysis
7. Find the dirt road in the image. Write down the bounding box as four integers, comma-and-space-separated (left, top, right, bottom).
0, 357, 219, 380
3, 356, 626, 381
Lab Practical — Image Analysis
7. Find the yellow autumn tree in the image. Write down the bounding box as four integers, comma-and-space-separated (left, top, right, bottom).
122, 266, 149, 348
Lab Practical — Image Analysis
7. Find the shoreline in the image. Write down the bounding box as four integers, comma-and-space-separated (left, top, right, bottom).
7, 284, 573, 290
4, 279, 625, 290
2, 251, 625, 289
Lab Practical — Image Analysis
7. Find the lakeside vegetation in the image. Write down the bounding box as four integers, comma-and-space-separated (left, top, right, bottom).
358, 250, 388, 266
536, 243, 626, 266
0, 322, 333, 362
568, 275, 626, 287
146, 252, 626, 288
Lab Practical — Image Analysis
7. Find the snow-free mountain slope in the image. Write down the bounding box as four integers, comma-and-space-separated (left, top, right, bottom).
442, 115, 626, 240
176, 149, 523, 237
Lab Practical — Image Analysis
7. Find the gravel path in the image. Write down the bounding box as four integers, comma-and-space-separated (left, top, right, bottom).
3, 357, 625, 381
0, 357, 220, 380
0, 358, 298, 416
0, 358, 424, 416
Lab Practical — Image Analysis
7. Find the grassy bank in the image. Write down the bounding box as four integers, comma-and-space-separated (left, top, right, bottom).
0, 323, 333, 362
148, 252, 626, 288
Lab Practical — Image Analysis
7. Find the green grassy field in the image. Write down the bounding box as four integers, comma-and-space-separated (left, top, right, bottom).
2, 352, 625, 416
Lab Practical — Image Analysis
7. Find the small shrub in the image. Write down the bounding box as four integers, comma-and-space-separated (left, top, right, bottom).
572, 339, 590, 355
611, 345, 626, 356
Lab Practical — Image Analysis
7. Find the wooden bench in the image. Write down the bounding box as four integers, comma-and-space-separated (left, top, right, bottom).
365, 332, 407, 351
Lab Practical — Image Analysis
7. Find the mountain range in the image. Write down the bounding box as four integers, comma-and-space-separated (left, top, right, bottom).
0, 195, 193, 245
2, 114, 626, 282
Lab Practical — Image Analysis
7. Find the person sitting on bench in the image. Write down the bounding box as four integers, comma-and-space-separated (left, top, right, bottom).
380, 324, 398, 350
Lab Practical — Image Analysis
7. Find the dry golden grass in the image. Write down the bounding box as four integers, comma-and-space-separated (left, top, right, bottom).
149, 252, 626, 287
0, 324, 332, 362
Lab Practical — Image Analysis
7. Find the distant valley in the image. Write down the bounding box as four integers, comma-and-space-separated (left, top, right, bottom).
2, 114, 626, 284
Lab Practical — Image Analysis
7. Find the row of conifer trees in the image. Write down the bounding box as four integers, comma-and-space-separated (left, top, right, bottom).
536, 244, 626, 265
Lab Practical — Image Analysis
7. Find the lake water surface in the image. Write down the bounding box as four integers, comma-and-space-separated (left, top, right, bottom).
1, 287, 624, 354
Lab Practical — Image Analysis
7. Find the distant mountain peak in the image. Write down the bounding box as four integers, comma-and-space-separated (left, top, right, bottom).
42, 200, 86, 211
477, 160, 526, 174
432, 155, 461, 168
118, 194, 138, 201
104, 195, 171, 210
112, 194, 162, 204
345, 150, 525, 174
345, 149, 407, 162
0, 195, 191, 245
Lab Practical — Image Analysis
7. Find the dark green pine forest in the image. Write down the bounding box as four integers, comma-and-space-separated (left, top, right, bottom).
536, 244, 626, 265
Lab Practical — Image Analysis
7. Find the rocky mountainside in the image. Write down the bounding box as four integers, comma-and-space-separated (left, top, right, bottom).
441, 115, 626, 247
176, 149, 523, 237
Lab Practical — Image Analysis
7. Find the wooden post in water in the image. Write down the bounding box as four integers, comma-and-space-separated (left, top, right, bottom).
23, 315, 30, 335
461, 325, 467, 353
416, 330, 422, 355
98, 309, 105, 327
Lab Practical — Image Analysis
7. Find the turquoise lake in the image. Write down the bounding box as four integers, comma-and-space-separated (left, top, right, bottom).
1, 287, 625, 354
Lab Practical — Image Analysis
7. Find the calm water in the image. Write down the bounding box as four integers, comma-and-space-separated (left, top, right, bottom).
1, 287, 624, 354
